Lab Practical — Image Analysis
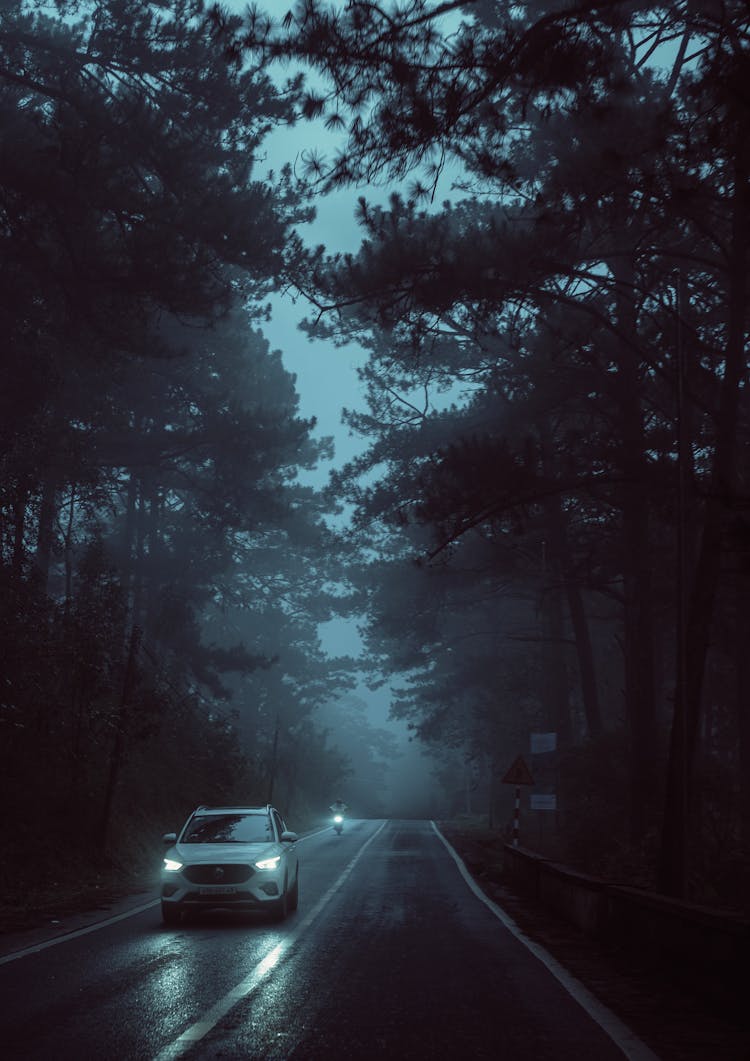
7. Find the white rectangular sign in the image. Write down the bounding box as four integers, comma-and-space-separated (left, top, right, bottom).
530, 732, 557, 754
530, 793, 557, 811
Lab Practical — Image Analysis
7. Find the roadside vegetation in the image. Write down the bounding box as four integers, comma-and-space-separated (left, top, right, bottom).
2, 0, 749, 920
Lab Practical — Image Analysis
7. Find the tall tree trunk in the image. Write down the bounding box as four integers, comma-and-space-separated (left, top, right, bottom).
100, 624, 141, 852
613, 264, 658, 845
65, 680, 85, 811
539, 428, 584, 745
659, 132, 750, 896
121, 472, 138, 574
539, 572, 571, 746
34, 394, 66, 590
738, 607, 750, 890
130, 478, 148, 631
540, 447, 603, 740
267, 714, 280, 804
143, 482, 162, 641
564, 577, 602, 739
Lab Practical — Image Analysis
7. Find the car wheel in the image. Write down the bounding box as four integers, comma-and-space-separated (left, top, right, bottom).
161, 901, 182, 926
288, 871, 299, 913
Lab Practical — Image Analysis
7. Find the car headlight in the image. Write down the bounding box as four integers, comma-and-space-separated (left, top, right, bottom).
255, 855, 281, 870
163, 858, 183, 872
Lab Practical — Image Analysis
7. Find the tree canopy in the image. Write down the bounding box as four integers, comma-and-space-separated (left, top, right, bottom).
2, 0, 748, 912
230, 0, 750, 903
0, 0, 391, 892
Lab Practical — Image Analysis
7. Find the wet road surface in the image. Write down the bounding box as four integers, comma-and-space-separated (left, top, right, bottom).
0, 820, 655, 1060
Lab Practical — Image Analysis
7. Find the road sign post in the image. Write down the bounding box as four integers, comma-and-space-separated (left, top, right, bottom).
501, 757, 535, 847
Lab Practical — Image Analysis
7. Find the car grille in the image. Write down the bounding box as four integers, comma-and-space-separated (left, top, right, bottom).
184, 892, 257, 904
183, 864, 253, 884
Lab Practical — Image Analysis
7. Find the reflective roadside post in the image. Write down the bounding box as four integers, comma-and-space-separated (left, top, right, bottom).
501, 756, 535, 847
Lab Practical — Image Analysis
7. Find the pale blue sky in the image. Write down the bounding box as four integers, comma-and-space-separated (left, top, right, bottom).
244, 11, 463, 804
246, 2, 466, 485
261, 126, 383, 483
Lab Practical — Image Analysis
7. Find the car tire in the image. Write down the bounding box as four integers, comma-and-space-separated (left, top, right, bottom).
161, 901, 182, 925
288, 871, 299, 913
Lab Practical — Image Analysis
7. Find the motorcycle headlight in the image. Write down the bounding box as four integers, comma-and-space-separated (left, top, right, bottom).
255, 855, 281, 870
163, 858, 183, 872
334, 815, 343, 823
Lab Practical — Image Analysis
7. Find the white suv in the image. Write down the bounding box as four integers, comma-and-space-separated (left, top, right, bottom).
160, 805, 299, 924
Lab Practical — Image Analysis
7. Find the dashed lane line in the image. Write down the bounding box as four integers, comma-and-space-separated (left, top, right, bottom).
0, 824, 339, 966
153, 820, 388, 1060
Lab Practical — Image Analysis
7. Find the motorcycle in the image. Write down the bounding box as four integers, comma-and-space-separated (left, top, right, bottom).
333, 814, 344, 835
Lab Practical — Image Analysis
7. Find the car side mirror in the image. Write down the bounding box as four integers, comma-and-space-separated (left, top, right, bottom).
162, 832, 177, 845
281, 830, 297, 843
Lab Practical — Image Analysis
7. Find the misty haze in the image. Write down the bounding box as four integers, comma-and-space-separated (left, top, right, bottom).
0, 2, 747, 1059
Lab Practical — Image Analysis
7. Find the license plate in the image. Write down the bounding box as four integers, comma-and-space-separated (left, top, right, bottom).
199, 886, 238, 895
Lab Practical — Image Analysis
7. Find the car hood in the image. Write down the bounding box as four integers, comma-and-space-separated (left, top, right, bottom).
169, 841, 282, 864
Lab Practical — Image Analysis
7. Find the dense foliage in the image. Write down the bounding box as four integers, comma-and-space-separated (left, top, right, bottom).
0, 0, 381, 900
3, 0, 748, 917
233, 0, 750, 906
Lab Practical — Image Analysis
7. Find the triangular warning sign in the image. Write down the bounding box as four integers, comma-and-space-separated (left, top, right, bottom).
502, 755, 535, 786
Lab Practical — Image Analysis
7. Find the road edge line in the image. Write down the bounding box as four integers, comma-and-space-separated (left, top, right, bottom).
0, 824, 335, 964
431, 821, 661, 1061
0, 898, 161, 965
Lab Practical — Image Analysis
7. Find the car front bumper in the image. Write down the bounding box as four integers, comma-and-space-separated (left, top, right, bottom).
161, 872, 283, 910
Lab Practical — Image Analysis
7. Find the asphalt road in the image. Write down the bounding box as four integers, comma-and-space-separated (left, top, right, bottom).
0, 820, 657, 1060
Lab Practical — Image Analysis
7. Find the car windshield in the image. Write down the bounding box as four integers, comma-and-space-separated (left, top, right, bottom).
181, 813, 272, 844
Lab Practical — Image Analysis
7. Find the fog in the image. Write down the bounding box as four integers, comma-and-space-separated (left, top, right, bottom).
1, 0, 748, 917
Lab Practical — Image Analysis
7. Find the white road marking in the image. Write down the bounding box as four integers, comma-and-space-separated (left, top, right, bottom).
153, 819, 387, 1060
0, 899, 161, 965
431, 822, 662, 1061
0, 825, 336, 966
294, 825, 335, 843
